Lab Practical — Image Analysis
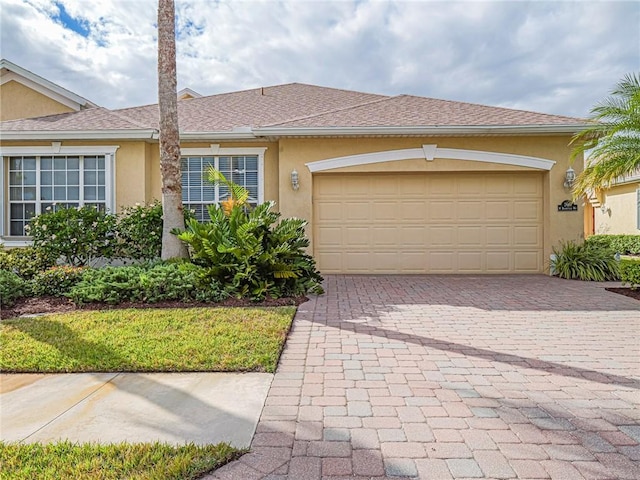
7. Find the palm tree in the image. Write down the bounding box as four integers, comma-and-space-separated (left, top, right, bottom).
158, 0, 188, 259
571, 73, 640, 198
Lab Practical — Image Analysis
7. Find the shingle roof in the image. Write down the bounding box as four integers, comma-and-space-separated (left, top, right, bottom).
0, 107, 151, 131
0, 82, 585, 137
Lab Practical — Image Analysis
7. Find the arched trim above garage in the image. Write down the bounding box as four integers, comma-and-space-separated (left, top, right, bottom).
305, 145, 556, 172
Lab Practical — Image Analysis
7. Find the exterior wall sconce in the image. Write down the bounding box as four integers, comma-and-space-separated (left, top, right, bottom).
291, 169, 299, 191
563, 167, 576, 189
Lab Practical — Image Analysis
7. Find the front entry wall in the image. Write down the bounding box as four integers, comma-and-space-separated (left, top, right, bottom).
313, 172, 544, 274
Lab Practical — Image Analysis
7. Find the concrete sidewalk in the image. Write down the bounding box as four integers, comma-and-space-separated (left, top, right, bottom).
0, 372, 272, 447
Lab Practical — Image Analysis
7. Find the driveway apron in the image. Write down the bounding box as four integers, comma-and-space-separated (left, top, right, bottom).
207, 275, 640, 480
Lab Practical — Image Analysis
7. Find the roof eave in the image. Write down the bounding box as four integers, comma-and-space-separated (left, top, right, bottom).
0, 130, 158, 140
253, 124, 589, 136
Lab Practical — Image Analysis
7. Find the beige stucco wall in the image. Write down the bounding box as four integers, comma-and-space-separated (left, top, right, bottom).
594, 182, 639, 234
2, 135, 584, 269
277, 136, 583, 268
0, 80, 75, 121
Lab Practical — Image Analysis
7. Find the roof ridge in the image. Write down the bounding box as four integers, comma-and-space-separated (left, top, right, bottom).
263, 94, 395, 127
103, 107, 156, 129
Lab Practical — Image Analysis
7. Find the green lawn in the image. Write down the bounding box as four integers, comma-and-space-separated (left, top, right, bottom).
0, 441, 243, 480
0, 307, 295, 373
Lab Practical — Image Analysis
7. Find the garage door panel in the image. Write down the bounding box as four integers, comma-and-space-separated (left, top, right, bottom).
458, 201, 483, 221
314, 173, 543, 273
458, 226, 483, 246
428, 251, 456, 272
486, 226, 511, 246
514, 225, 542, 246
514, 251, 542, 271
485, 201, 511, 221
486, 251, 511, 272
429, 226, 455, 246
458, 251, 483, 272
514, 201, 542, 221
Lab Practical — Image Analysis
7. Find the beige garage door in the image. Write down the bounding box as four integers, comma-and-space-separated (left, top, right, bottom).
313, 172, 544, 274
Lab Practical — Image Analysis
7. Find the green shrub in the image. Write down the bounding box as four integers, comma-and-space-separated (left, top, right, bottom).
67, 263, 227, 305
0, 246, 57, 280
177, 201, 324, 300
0, 270, 28, 307
116, 202, 163, 261
620, 259, 640, 288
29, 206, 118, 266
551, 240, 620, 281
585, 235, 640, 255
30, 266, 87, 297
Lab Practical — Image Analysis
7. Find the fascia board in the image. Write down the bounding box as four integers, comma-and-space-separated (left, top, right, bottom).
0, 130, 157, 140
254, 125, 587, 136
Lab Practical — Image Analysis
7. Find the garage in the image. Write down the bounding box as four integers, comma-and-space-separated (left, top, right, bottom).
313, 172, 544, 274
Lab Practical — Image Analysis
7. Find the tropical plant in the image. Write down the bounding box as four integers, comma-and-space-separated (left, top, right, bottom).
205, 167, 250, 215
177, 201, 324, 300
28, 206, 117, 266
551, 240, 620, 281
571, 73, 640, 197
158, 0, 188, 260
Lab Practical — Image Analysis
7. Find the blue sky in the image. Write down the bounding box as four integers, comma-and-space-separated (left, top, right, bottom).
1, 0, 638, 117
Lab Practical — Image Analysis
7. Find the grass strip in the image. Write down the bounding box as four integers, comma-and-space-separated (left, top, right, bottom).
0, 441, 243, 480
0, 307, 295, 373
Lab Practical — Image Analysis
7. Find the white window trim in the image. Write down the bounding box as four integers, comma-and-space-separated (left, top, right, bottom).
1, 144, 118, 246
305, 145, 556, 172
181, 144, 266, 204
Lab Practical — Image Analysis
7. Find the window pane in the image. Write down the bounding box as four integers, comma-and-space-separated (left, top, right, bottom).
9, 172, 22, 185
67, 157, 80, 170
54, 157, 66, 170
10, 222, 24, 236
41, 157, 53, 170
54, 171, 66, 184
67, 171, 79, 185
23, 187, 36, 200
245, 156, 258, 170
84, 156, 97, 169
84, 186, 97, 200
97, 157, 105, 169
10, 187, 22, 200
203, 185, 215, 201
10, 203, 23, 218
54, 186, 67, 200
24, 171, 36, 185
68, 187, 79, 200
41, 170, 53, 185
23, 157, 36, 170
97, 186, 105, 200
84, 171, 97, 185
98, 171, 105, 185
41, 187, 53, 200
9, 158, 22, 170
218, 156, 230, 171
203, 157, 214, 168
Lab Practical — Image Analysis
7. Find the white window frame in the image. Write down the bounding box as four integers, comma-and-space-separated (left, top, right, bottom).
181, 144, 266, 219
0, 144, 118, 246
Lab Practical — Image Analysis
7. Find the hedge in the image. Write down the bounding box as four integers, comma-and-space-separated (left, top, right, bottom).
585, 235, 640, 255
620, 259, 640, 288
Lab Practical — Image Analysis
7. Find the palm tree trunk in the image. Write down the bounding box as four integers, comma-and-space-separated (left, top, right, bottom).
158, 0, 188, 260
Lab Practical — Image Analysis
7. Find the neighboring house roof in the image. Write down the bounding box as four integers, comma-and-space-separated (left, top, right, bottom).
0, 82, 587, 140
177, 88, 203, 100
0, 58, 97, 111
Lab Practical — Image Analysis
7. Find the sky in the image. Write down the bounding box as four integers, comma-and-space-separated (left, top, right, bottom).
1, 0, 638, 118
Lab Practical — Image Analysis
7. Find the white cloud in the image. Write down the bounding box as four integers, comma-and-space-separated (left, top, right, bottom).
1, 0, 638, 117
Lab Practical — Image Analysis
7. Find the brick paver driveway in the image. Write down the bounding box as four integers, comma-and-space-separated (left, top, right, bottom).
208, 275, 640, 479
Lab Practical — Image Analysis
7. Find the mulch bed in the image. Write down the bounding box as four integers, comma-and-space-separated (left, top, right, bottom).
0, 295, 308, 320
605, 287, 640, 302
